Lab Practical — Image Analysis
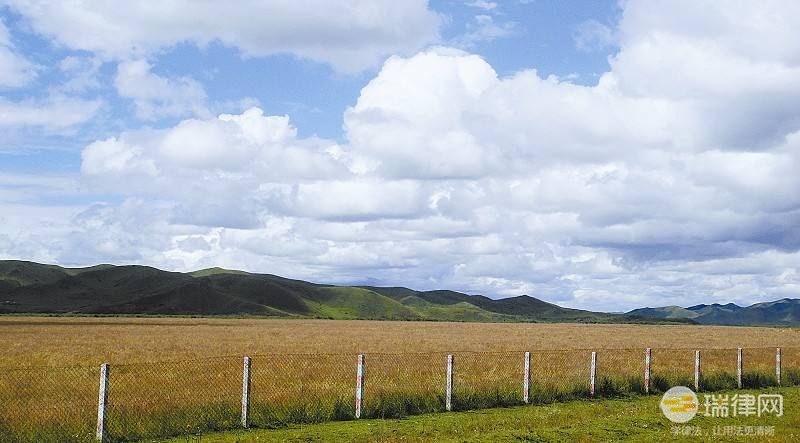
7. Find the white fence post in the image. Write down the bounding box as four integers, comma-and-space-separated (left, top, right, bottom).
523, 351, 530, 404
446, 354, 454, 411
355, 354, 365, 419
737, 348, 743, 389
590, 351, 597, 396
694, 350, 701, 391
644, 348, 651, 394
776, 348, 782, 386
241, 356, 251, 428
96, 363, 109, 442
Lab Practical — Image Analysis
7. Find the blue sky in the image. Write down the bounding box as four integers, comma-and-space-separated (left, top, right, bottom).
0, 0, 621, 212
1, 1, 799, 311
1, 0, 619, 147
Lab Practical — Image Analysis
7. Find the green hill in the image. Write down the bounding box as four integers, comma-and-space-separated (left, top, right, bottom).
627, 299, 800, 326
0, 260, 688, 324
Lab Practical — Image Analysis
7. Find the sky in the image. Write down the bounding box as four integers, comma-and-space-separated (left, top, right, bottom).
0, 0, 799, 312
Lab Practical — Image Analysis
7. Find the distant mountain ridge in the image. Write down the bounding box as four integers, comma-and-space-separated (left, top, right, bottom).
0, 260, 793, 326
627, 299, 800, 326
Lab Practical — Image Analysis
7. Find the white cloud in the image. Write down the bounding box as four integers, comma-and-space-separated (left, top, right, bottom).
82, 107, 351, 182
0, 94, 101, 130
466, 0, 497, 11
114, 59, 209, 120
0, 21, 99, 132
574, 19, 615, 52
3, 0, 442, 72
343, 48, 677, 178
81, 107, 377, 226
8, 0, 800, 311
455, 15, 516, 48
0, 19, 37, 87
56, 55, 103, 93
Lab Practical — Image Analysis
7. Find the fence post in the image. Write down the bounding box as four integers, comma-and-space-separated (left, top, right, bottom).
776, 348, 782, 386
644, 348, 651, 394
694, 350, 701, 391
355, 354, 365, 419
590, 351, 597, 396
96, 363, 109, 442
241, 356, 251, 428
737, 348, 743, 389
523, 351, 530, 404
446, 354, 454, 411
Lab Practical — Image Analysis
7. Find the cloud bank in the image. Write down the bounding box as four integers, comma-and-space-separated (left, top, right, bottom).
2, 0, 799, 311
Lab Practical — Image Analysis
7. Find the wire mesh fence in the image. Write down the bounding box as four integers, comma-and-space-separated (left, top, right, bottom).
452, 351, 524, 410
0, 365, 98, 442
651, 348, 696, 391
1, 347, 798, 442
105, 357, 241, 441
530, 349, 591, 401
249, 353, 354, 427
362, 352, 448, 418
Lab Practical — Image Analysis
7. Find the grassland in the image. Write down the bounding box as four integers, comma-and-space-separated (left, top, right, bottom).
2, 317, 800, 442
2, 317, 799, 366
162, 387, 800, 442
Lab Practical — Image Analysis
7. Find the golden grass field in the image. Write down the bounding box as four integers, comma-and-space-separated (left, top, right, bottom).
3, 317, 800, 365
2, 317, 800, 442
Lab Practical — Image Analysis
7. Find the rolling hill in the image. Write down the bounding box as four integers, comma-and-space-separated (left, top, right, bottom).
0, 259, 781, 325
627, 299, 800, 326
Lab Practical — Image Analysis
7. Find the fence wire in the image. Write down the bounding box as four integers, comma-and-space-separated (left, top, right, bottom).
1, 347, 798, 442
249, 353, 354, 427
651, 348, 695, 391
0, 365, 97, 443
452, 351, 524, 409
363, 352, 448, 418
105, 357, 240, 442
531, 349, 590, 398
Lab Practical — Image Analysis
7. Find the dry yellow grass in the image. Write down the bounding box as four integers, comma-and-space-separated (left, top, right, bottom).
1, 317, 799, 442
2, 317, 799, 366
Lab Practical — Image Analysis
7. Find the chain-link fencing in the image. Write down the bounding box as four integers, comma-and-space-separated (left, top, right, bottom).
0, 365, 97, 442
1, 347, 797, 442
105, 356, 241, 442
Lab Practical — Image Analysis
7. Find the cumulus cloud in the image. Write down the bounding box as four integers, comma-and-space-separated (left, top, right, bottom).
9, 0, 799, 311
2, 0, 442, 72
80, 107, 388, 226
82, 107, 350, 182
